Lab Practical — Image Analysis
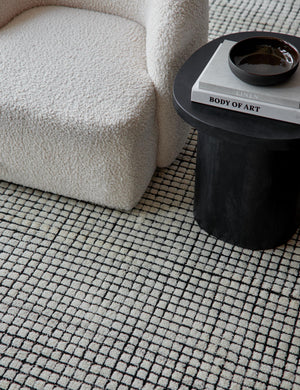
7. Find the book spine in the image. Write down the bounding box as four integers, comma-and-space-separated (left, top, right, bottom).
191, 90, 300, 125
197, 81, 299, 109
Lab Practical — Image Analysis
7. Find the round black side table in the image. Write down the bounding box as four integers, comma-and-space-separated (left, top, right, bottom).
173, 31, 300, 250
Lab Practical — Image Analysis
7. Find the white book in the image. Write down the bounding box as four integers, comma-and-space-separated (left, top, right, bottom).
191, 89, 300, 124
191, 39, 300, 121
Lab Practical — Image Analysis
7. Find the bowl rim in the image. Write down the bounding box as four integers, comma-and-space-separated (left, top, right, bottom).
228, 35, 300, 78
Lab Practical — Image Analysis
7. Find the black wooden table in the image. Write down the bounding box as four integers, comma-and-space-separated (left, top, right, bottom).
173, 31, 300, 250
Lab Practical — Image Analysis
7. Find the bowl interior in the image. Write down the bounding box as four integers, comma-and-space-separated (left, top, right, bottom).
229, 37, 299, 77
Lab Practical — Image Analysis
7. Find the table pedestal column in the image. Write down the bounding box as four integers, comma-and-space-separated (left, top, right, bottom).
194, 128, 300, 250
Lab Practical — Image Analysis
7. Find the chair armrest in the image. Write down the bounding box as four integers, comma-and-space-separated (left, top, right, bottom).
145, 0, 209, 166
0, 0, 208, 167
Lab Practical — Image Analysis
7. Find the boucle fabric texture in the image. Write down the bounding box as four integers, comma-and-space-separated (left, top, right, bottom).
0, 6, 156, 211
0, 0, 208, 210
0, 0, 299, 390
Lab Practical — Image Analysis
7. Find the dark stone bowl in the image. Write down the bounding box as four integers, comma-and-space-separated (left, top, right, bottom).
228, 36, 299, 86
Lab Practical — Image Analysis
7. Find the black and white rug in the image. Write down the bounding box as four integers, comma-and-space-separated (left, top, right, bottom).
1, 1, 300, 389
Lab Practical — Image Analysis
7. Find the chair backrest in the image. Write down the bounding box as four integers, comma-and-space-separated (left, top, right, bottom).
0, 0, 208, 166
0, 0, 145, 28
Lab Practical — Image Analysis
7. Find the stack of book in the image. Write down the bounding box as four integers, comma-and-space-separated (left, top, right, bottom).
191, 40, 300, 124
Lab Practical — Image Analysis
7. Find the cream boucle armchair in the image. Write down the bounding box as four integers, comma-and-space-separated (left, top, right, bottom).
0, 0, 208, 210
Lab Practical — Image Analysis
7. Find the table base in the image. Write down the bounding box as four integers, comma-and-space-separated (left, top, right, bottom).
194, 128, 300, 250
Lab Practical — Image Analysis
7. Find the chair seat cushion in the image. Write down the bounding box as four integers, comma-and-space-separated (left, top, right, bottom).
0, 6, 157, 210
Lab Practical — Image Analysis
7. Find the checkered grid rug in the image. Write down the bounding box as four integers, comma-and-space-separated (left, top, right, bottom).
0, 1, 300, 389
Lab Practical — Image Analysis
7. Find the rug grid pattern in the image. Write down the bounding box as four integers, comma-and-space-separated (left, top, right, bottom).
0, 0, 300, 389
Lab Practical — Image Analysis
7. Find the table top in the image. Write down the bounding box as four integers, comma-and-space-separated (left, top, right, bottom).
173, 31, 300, 149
